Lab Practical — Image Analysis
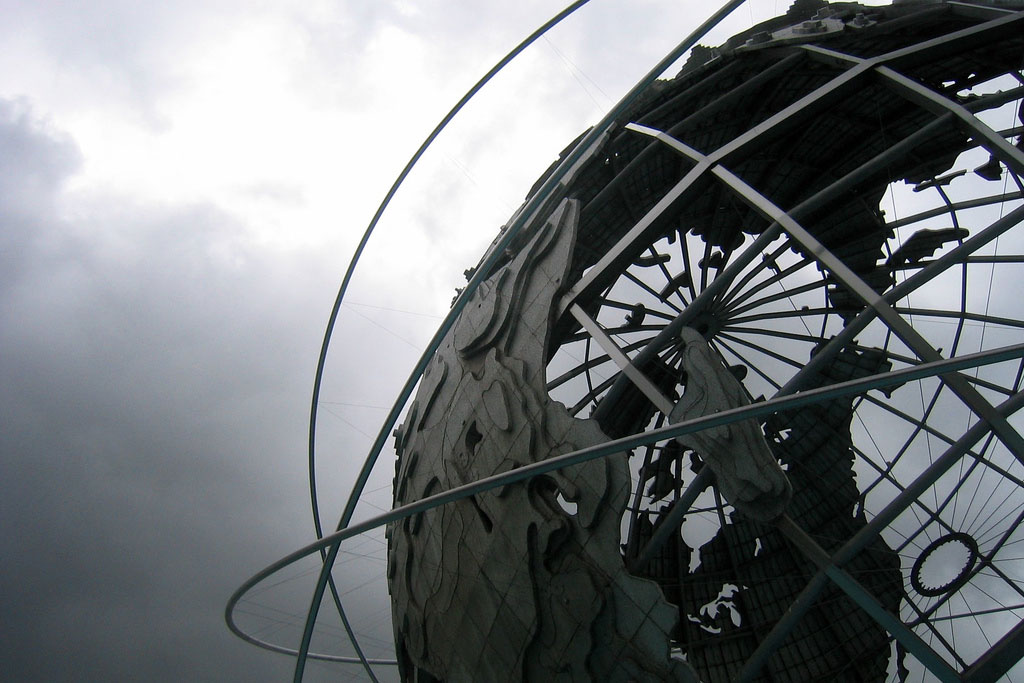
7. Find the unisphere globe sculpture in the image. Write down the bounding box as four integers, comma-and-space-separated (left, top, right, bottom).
228, 1, 1024, 681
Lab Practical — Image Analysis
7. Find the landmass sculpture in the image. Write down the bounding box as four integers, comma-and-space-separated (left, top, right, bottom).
227, 1, 1024, 680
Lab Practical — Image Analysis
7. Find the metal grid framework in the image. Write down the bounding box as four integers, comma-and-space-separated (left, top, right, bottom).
541, 3, 1024, 679
227, 1, 1024, 681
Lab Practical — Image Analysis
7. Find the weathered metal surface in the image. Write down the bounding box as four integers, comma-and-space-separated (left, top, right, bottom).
388, 199, 695, 681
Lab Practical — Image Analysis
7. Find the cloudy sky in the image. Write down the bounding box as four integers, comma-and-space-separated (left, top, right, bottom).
0, 1, 900, 681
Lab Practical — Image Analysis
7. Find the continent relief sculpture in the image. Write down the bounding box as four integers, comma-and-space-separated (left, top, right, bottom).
389, 200, 702, 681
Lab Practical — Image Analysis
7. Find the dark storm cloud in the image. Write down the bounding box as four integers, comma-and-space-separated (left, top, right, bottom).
0, 99, 346, 680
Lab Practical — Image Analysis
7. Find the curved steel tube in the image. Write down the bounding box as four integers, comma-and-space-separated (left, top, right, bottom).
296, 1, 878, 679
228, 0, 749, 678
300, 1, 750, 679
304, 1, 591, 679
226, 343, 1024, 667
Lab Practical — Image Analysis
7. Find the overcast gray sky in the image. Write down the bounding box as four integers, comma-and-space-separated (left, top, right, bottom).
0, 1, 912, 681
